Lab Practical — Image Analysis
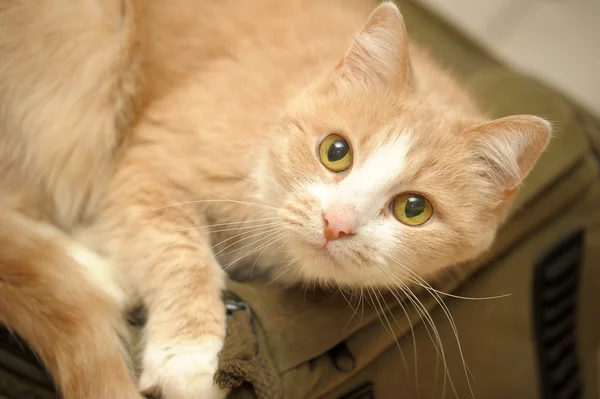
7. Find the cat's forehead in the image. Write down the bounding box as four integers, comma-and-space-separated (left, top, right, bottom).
345, 107, 469, 165
349, 116, 475, 198
308, 90, 469, 142
352, 129, 413, 184
297, 90, 475, 180
354, 122, 412, 164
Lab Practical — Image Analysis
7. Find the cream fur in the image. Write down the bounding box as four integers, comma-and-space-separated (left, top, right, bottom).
140, 338, 227, 399
0, 1, 551, 398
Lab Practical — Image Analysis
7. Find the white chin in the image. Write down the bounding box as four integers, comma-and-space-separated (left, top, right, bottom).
289, 250, 384, 288
283, 235, 394, 288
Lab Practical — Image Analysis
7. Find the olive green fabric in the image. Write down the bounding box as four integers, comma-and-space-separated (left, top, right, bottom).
0, 367, 54, 399
216, 0, 600, 398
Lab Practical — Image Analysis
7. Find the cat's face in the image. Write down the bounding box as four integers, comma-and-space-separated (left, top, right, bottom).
263, 94, 498, 287
257, 3, 550, 287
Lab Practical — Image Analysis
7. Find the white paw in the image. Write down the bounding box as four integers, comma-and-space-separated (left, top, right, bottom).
139, 337, 227, 399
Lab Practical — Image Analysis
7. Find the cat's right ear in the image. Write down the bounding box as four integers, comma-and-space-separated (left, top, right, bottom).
322, 2, 412, 93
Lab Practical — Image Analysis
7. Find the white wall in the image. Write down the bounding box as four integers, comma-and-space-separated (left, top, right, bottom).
417, 0, 600, 117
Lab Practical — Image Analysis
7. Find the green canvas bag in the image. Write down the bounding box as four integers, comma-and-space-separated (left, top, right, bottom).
1, 1, 599, 398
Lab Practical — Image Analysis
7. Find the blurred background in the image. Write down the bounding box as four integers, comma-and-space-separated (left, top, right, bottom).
416, 0, 600, 117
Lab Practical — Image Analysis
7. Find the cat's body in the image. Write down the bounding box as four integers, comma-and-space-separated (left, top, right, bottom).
127, 0, 485, 281
131, 0, 386, 277
0, 1, 550, 398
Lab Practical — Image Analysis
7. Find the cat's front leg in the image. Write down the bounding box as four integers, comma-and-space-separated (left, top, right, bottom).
136, 250, 228, 399
99, 161, 227, 399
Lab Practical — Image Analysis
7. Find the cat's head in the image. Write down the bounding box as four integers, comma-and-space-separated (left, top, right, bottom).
257, 2, 551, 287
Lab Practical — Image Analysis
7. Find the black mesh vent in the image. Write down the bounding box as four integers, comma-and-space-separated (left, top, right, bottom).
532, 228, 584, 399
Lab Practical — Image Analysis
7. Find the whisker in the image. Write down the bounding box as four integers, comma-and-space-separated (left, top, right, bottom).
213, 225, 284, 259
374, 265, 420, 397
158, 217, 282, 235
400, 282, 454, 398
365, 287, 397, 357
121, 199, 276, 221
207, 224, 280, 253
385, 259, 466, 399
199, 222, 281, 236
375, 264, 451, 397
220, 231, 285, 274
359, 285, 366, 322
269, 260, 295, 284
385, 257, 510, 302
185, 227, 285, 286
372, 286, 410, 378
201, 188, 279, 211
145, 221, 282, 240
216, 228, 285, 267
207, 229, 287, 285
337, 286, 362, 330
249, 240, 286, 279
387, 259, 476, 399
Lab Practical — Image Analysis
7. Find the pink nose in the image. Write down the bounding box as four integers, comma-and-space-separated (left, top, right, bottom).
323, 211, 355, 241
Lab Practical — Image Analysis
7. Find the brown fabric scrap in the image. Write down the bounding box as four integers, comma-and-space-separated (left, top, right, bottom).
215, 302, 282, 399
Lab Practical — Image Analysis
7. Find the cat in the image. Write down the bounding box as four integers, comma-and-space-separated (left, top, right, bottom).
0, 0, 551, 398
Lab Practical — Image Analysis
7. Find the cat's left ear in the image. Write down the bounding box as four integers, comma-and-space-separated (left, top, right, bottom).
327, 2, 412, 91
468, 115, 552, 191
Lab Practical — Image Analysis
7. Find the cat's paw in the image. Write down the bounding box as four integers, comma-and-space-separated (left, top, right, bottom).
139, 337, 227, 399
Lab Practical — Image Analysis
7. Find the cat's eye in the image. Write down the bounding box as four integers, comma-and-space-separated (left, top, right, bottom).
391, 193, 433, 226
318, 134, 352, 173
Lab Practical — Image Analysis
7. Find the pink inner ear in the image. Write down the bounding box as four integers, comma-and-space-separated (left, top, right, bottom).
467, 115, 551, 190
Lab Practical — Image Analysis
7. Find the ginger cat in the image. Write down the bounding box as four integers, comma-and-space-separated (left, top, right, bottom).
0, 0, 550, 398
